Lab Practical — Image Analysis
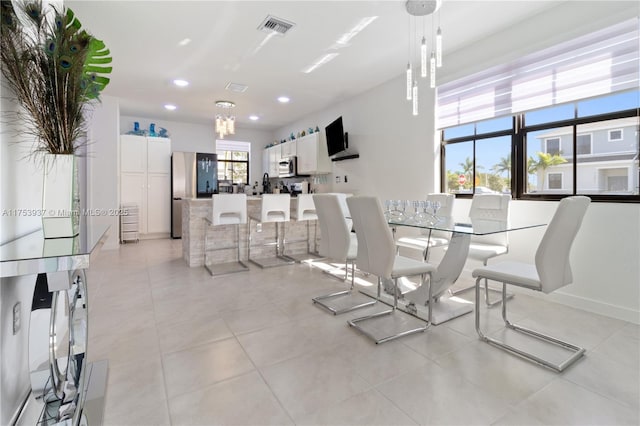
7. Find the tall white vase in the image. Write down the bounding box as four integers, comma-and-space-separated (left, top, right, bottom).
42, 154, 79, 238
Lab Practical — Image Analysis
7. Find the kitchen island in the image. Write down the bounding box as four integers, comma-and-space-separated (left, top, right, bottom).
182, 197, 317, 267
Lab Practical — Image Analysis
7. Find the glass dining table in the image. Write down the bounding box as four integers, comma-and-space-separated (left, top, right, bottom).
357, 215, 547, 325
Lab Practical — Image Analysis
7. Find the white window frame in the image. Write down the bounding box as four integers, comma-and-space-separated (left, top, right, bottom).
576, 133, 592, 155
548, 172, 563, 190
545, 137, 561, 155
608, 128, 623, 142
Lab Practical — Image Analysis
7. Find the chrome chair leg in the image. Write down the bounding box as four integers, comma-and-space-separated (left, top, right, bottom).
452, 260, 513, 306
312, 259, 375, 315
348, 275, 430, 344
475, 277, 585, 372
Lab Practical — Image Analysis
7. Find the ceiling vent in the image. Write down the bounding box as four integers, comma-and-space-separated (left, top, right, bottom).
225, 82, 248, 93
258, 15, 295, 35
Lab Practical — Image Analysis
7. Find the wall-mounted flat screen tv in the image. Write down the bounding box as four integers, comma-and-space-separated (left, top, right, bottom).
325, 116, 346, 157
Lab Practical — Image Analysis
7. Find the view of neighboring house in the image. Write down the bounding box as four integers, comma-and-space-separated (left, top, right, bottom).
531, 117, 640, 194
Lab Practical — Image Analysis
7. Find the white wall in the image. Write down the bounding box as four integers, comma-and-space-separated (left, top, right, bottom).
120, 116, 272, 184
274, 75, 438, 200
87, 95, 120, 250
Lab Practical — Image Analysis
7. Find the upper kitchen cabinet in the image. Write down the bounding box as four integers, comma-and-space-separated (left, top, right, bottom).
147, 137, 172, 173
296, 132, 331, 174
263, 144, 281, 176
120, 134, 147, 173
120, 135, 171, 235
280, 140, 296, 158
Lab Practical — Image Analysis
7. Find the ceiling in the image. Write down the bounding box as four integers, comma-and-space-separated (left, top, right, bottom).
66, 0, 564, 131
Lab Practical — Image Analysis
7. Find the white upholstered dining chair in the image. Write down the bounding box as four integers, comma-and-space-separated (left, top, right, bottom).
311, 194, 375, 315
395, 193, 455, 261
453, 193, 511, 306
472, 195, 591, 372
346, 196, 436, 344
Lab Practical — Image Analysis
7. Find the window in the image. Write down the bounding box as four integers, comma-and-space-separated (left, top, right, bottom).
438, 19, 639, 202
548, 173, 563, 190
216, 140, 250, 185
576, 134, 592, 155
609, 129, 623, 141
443, 118, 513, 195
545, 138, 560, 155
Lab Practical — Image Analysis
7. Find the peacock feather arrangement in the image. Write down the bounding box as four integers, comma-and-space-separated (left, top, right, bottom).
0, 0, 112, 155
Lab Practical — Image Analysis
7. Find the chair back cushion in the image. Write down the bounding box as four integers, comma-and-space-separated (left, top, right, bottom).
260, 194, 291, 222
426, 193, 455, 238
313, 194, 352, 261
329, 192, 354, 231
295, 194, 317, 221
469, 194, 511, 246
347, 196, 395, 279
211, 194, 247, 225
536, 196, 590, 293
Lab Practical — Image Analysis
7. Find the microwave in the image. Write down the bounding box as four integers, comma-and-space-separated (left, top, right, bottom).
278, 156, 297, 178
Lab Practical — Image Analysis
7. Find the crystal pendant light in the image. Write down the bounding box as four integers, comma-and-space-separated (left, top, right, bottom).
420, 37, 427, 78
429, 52, 436, 88
215, 100, 236, 139
436, 26, 442, 67
405, 0, 443, 100
406, 63, 412, 100
412, 80, 418, 115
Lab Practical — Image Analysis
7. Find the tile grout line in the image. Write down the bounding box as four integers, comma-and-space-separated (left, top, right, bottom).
233, 329, 298, 425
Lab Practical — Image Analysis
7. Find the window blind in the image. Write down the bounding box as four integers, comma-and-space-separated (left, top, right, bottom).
436, 18, 640, 129
216, 140, 251, 152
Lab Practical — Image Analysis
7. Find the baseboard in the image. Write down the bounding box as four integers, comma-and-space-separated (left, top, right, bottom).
139, 233, 170, 240
507, 285, 640, 325
460, 266, 639, 325
547, 291, 640, 325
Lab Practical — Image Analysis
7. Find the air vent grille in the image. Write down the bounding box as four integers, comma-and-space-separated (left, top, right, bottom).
258, 15, 295, 35
225, 82, 248, 93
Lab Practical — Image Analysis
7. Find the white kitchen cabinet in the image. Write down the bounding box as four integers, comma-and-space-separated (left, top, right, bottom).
296, 132, 331, 174
280, 140, 296, 158
147, 173, 170, 233
120, 135, 146, 172
263, 144, 281, 176
120, 135, 171, 236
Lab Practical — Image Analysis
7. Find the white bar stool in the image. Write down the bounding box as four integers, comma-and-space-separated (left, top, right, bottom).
248, 194, 295, 268
204, 194, 249, 276
286, 194, 321, 261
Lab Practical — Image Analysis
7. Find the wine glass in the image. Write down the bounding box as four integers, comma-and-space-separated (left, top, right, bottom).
384, 200, 392, 220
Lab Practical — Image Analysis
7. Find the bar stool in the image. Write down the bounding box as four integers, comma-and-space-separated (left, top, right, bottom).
248, 194, 295, 268
286, 194, 321, 261
204, 194, 249, 276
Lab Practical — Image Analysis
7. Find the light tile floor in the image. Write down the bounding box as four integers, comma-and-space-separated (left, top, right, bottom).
86, 239, 639, 426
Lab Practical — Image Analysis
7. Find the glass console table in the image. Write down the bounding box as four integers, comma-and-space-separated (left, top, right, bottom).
1, 225, 110, 425
358, 216, 546, 325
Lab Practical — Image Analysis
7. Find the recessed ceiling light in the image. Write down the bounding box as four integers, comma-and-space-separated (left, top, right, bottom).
249, 115, 259, 121
173, 79, 189, 87
277, 96, 290, 103
178, 38, 191, 47
164, 104, 177, 111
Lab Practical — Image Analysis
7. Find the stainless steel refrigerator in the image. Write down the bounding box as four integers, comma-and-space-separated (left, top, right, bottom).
171, 152, 217, 238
